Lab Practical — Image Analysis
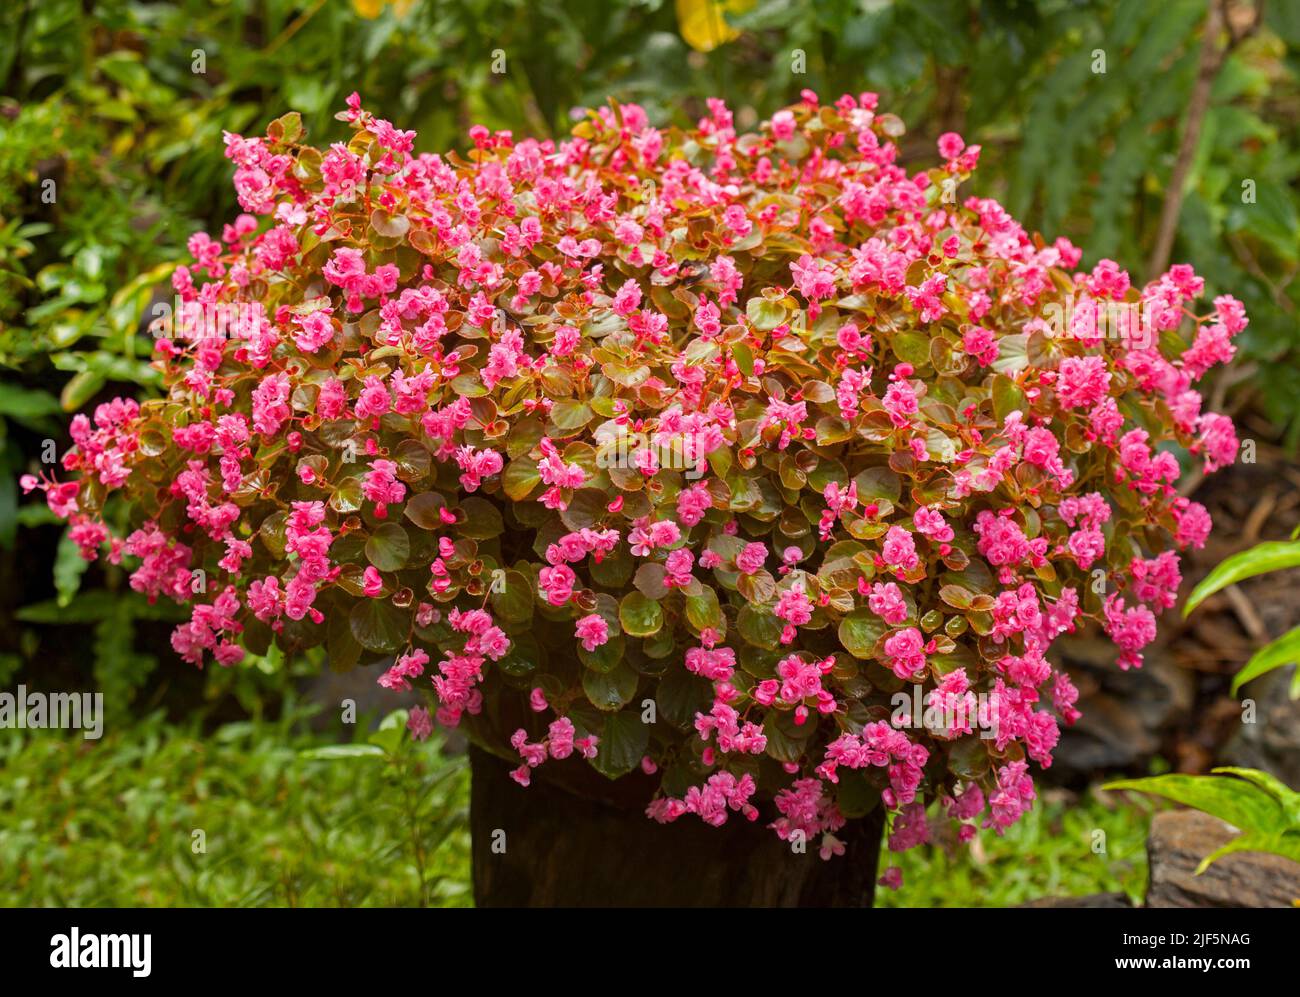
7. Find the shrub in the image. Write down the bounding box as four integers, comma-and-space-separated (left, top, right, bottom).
30, 90, 1245, 866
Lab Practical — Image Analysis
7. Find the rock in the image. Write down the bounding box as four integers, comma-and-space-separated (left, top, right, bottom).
1049, 637, 1194, 781
1219, 668, 1300, 787
1021, 893, 1131, 908
1145, 809, 1300, 908
299, 659, 421, 731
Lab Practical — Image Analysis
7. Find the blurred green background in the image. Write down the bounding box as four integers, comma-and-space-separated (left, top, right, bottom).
0, 0, 1295, 906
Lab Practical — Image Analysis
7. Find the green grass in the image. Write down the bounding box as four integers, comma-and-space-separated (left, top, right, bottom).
878, 788, 1153, 907
1, 708, 1152, 907
0, 709, 471, 907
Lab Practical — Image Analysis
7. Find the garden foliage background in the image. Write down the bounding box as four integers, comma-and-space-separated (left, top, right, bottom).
0, 0, 1296, 906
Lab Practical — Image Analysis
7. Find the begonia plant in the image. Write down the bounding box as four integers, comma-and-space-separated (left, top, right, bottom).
29, 90, 1244, 870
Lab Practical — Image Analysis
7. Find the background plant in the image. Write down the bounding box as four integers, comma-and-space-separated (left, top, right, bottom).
1182, 522, 1300, 697
0, 704, 470, 907
1106, 766, 1300, 871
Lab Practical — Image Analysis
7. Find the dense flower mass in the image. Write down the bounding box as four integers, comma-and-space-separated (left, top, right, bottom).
31, 91, 1242, 862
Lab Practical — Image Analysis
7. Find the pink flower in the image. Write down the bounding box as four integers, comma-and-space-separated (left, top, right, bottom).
878, 866, 904, 890
575, 613, 609, 652
362, 459, 406, 518
612, 278, 642, 316
963, 326, 998, 366
912, 506, 953, 542
1103, 593, 1158, 670
736, 542, 768, 575
1173, 499, 1213, 549
937, 132, 965, 160
884, 627, 927, 680
547, 717, 577, 759
292, 306, 335, 353
538, 564, 575, 606
1194, 412, 1238, 472
407, 706, 434, 741
868, 582, 908, 624
882, 525, 920, 572
790, 254, 837, 302
1056, 355, 1110, 409
882, 379, 918, 427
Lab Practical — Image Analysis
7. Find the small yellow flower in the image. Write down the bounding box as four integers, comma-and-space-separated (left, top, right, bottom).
675, 0, 754, 53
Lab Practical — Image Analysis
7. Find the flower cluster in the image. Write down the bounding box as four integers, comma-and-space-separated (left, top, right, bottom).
33, 91, 1240, 863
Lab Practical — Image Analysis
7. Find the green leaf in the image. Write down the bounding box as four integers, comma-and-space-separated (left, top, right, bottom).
1183, 541, 1300, 617
1196, 831, 1300, 874
326, 608, 363, 671
403, 491, 446, 529
737, 603, 782, 649
654, 666, 711, 728
684, 586, 723, 632
1210, 767, 1300, 823
746, 296, 786, 331
53, 528, 90, 607
852, 466, 902, 503
60, 371, 105, 412
619, 592, 663, 637
947, 737, 990, 780
578, 632, 624, 673
990, 333, 1028, 375
349, 599, 409, 653
368, 709, 409, 754
365, 522, 410, 571
267, 111, 304, 144
602, 362, 651, 388
457, 497, 504, 539
558, 489, 607, 531
370, 209, 410, 240
16, 590, 184, 624
300, 744, 385, 761
0, 384, 61, 427
1103, 773, 1285, 833
991, 374, 1026, 422
892, 331, 930, 367
489, 570, 533, 623
833, 769, 881, 819
763, 721, 810, 763
502, 457, 541, 501
731, 342, 755, 377
582, 660, 639, 711
329, 475, 364, 514
925, 427, 957, 463
1231, 625, 1300, 696
550, 399, 593, 431
938, 585, 974, 610
589, 710, 649, 779
838, 608, 885, 659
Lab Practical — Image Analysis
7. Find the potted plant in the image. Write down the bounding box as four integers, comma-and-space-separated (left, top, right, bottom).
30, 91, 1244, 906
